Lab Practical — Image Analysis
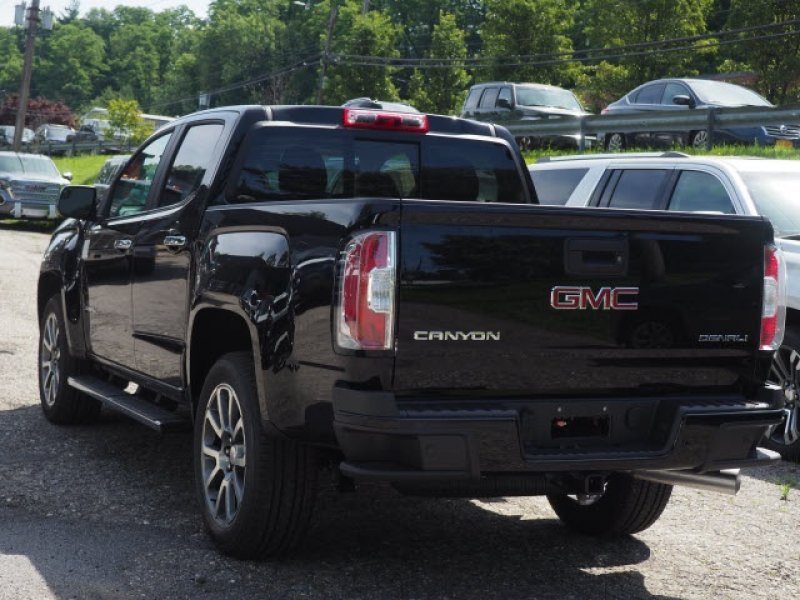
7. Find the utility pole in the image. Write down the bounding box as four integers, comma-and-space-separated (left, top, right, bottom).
316, 2, 338, 105
362, 0, 369, 14
13, 1, 52, 152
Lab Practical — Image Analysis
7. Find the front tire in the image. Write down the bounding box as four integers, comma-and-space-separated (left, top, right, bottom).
194, 352, 318, 559
547, 474, 672, 536
764, 328, 800, 462
38, 296, 100, 424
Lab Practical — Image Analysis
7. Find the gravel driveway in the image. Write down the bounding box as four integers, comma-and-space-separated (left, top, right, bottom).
0, 225, 797, 600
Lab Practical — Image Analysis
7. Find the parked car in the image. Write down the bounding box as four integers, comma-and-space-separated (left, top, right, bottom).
461, 81, 591, 149
599, 78, 798, 151
0, 152, 71, 220
34, 124, 77, 144
40, 104, 784, 560
72, 124, 102, 143
530, 152, 800, 460
93, 154, 130, 196
342, 97, 420, 113
0, 125, 35, 146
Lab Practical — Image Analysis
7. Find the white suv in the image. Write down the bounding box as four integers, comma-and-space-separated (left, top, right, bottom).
529, 152, 800, 461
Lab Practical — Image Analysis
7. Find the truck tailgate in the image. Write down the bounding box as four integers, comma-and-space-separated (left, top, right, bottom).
395, 201, 771, 397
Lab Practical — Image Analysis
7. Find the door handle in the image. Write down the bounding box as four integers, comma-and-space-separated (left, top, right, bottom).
564, 238, 629, 277
164, 235, 187, 250
114, 239, 132, 252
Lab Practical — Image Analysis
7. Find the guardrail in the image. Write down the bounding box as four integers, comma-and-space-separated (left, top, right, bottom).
503, 104, 800, 151
0, 139, 135, 157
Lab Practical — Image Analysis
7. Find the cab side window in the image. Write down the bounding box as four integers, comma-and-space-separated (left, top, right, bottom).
668, 170, 735, 214
662, 82, 690, 105
607, 169, 670, 210
497, 87, 513, 108
159, 123, 224, 207
479, 88, 499, 109
463, 88, 482, 112
107, 133, 173, 218
635, 84, 666, 105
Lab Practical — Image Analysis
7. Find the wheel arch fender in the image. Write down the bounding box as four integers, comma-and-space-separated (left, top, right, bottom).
187, 303, 281, 436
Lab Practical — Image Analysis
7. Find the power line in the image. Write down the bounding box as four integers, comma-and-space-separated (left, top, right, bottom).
142, 16, 800, 114
143, 54, 321, 112
348, 17, 800, 65
335, 28, 800, 70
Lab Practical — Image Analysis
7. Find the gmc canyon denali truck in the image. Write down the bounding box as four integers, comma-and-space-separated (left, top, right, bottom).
39, 105, 785, 559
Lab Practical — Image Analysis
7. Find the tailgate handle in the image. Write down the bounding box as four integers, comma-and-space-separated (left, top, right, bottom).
565, 238, 628, 277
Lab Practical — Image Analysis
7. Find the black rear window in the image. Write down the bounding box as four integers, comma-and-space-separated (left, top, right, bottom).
230, 126, 526, 204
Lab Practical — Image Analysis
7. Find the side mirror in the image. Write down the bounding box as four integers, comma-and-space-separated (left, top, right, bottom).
497, 97, 513, 110
672, 94, 694, 107
62, 172, 73, 181
58, 185, 97, 220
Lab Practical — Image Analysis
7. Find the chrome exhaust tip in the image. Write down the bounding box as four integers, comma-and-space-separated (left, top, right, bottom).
633, 468, 741, 496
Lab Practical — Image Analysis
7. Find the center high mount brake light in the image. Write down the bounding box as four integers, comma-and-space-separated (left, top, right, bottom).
343, 108, 429, 133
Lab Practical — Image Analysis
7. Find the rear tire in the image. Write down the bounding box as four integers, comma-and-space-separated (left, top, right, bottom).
38, 296, 100, 424
690, 130, 709, 150
547, 474, 672, 536
194, 351, 318, 559
605, 132, 626, 152
764, 328, 800, 462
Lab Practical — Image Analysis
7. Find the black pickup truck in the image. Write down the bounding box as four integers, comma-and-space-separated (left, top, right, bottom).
39, 105, 786, 559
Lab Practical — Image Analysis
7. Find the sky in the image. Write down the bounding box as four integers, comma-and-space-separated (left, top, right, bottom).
0, 0, 211, 27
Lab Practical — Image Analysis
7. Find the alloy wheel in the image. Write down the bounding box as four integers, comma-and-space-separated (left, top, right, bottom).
201, 383, 247, 525
606, 133, 624, 152
766, 345, 800, 447
40, 313, 61, 407
691, 130, 709, 150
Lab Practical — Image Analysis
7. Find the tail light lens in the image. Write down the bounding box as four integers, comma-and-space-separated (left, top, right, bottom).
600, 108, 609, 115
336, 231, 396, 351
760, 244, 786, 351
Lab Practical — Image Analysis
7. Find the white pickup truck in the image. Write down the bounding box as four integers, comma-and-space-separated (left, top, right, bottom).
529, 152, 800, 460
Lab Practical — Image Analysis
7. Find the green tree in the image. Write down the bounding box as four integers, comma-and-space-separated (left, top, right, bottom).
723, 0, 800, 104
481, 0, 581, 87
325, 1, 402, 103
578, 0, 714, 109
0, 29, 23, 94
37, 23, 107, 110
107, 98, 150, 143
197, 0, 285, 105
407, 12, 469, 114
379, 0, 485, 58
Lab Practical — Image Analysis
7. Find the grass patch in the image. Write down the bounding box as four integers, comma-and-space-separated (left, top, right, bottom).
52, 154, 109, 185
522, 143, 800, 164
780, 482, 791, 502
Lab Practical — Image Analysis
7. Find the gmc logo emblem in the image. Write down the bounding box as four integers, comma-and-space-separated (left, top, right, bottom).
550, 286, 639, 310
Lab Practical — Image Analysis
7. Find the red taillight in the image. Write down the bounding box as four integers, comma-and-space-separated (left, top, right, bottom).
343, 108, 429, 133
601, 108, 609, 115
760, 244, 786, 351
337, 231, 396, 351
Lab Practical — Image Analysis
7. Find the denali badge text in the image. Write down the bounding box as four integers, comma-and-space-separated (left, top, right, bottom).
413, 331, 501, 341
550, 286, 639, 311
698, 334, 749, 343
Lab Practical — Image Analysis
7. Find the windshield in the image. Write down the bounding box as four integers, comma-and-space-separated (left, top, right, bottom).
20, 156, 61, 178
689, 81, 772, 107
516, 87, 582, 111
0, 155, 23, 173
742, 171, 800, 236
